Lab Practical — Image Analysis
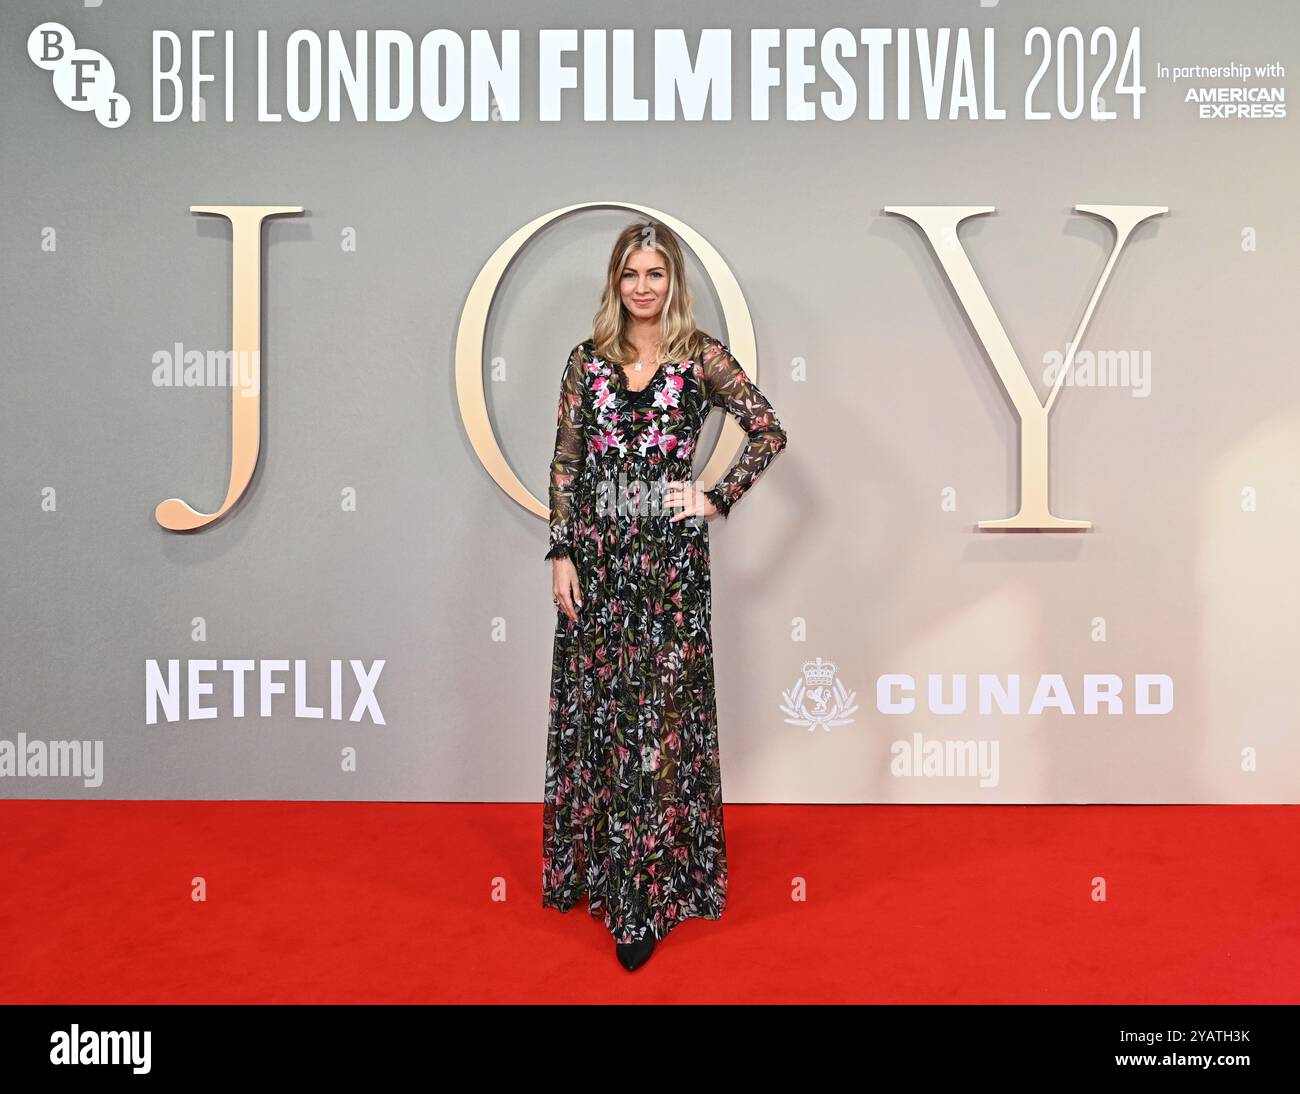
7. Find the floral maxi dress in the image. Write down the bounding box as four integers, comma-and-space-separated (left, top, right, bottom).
541, 331, 789, 944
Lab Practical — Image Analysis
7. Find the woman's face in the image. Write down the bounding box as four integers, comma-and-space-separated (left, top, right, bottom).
619, 246, 668, 323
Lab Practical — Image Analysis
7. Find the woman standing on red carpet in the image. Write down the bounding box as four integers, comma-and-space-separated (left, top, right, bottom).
541, 221, 789, 971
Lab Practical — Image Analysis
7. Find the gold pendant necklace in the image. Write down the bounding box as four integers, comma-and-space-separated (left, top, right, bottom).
632, 343, 663, 372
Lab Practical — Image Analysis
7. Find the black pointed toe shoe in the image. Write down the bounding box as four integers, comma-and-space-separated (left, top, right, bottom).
615, 934, 657, 971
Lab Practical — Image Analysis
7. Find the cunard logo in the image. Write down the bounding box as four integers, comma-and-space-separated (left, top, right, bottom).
780, 657, 859, 731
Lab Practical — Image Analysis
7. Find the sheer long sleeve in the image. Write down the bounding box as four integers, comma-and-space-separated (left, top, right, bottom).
699, 338, 789, 519
544, 345, 586, 561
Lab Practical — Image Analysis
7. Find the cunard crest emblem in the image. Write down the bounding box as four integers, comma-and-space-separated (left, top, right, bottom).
780, 657, 859, 731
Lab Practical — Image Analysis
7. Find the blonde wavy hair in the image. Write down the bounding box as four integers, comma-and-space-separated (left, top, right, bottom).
591, 221, 707, 367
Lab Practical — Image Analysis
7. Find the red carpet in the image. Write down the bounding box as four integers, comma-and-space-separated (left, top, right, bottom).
0, 802, 1295, 1003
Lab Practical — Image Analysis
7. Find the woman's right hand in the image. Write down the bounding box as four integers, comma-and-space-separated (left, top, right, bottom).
552, 557, 583, 623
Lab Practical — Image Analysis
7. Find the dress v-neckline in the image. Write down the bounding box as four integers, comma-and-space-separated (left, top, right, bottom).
587, 342, 686, 401
619, 362, 664, 397
608, 350, 682, 399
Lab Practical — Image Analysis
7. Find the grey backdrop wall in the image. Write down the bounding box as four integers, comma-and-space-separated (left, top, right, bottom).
2, 0, 1298, 801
